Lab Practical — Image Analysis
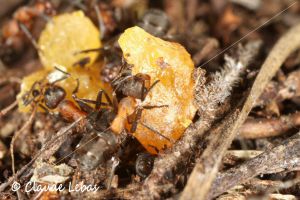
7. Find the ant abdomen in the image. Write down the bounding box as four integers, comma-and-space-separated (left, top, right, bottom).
74, 130, 119, 171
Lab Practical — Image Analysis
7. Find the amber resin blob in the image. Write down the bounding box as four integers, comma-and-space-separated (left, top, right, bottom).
112, 26, 197, 154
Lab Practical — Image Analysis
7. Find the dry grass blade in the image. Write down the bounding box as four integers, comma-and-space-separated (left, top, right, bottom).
180, 22, 300, 200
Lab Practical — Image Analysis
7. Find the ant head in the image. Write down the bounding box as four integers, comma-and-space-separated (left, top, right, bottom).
22, 80, 44, 106
44, 85, 66, 109
135, 153, 155, 178
138, 9, 170, 37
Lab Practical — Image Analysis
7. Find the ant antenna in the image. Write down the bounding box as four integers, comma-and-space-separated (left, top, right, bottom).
18, 22, 40, 51
48, 65, 71, 84
140, 122, 173, 143
73, 47, 104, 55
72, 79, 80, 95
54, 65, 71, 76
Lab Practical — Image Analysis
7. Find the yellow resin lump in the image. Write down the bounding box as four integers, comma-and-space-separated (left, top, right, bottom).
114, 26, 197, 154
38, 11, 101, 70
18, 11, 110, 113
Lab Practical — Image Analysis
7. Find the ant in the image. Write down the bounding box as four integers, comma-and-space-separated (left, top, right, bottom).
111, 61, 170, 147
135, 152, 155, 178
22, 67, 114, 131
138, 9, 170, 38
1, 0, 56, 63
77, 9, 171, 84
22, 67, 122, 173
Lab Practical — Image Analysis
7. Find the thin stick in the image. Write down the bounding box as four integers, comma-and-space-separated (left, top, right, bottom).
10, 106, 37, 175
94, 4, 106, 39
18, 22, 40, 51
0, 100, 18, 118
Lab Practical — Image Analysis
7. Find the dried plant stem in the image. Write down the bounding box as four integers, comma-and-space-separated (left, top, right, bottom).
181, 22, 300, 200
239, 112, 300, 139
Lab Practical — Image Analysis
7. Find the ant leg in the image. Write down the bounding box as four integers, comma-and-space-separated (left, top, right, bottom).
95, 89, 114, 109
139, 122, 173, 142
140, 79, 160, 101
38, 103, 51, 114
129, 103, 168, 133
102, 90, 114, 108
0, 100, 17, 118
72, 78, 80, 95
129, 108, 143, 133
95, 90, 103, 110
73, 96, 94, 114
22, 81, 43, 106
141, 80, 145, 101
72, 57, 91, 68
111, 91, 119, 112
143, 105, 168, 109
72, 79, 94, 113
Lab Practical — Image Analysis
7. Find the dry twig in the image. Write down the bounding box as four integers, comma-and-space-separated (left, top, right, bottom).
208, 132, 300, 199
0, 100, 18, 118
239, 112, 300, 139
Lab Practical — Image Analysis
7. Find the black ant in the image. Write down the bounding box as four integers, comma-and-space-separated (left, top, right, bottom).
76, 9, 171, 84
22, 67, 123, 173
22, 67, 115, 131
137, 9, 170, 38
111, 61, 170, 146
